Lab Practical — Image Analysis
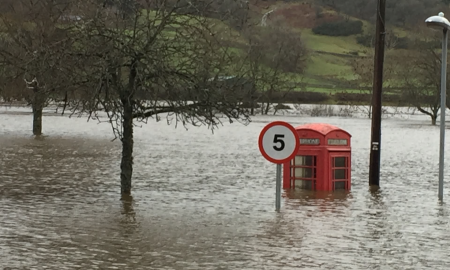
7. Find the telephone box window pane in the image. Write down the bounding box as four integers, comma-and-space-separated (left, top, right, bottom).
295, 155, 314, 166
295, 168, 313, 178
334, 157, 346, 168
295, 180, 312, 190
334, 169, 346, 180
305, 156, 313, 166
334, 181, 346, 190
291, 155, 317, 190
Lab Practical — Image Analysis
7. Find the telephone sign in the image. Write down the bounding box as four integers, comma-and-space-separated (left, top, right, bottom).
258, 121, 300, 164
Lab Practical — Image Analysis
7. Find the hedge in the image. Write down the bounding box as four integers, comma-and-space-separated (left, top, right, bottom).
312, 20, 363, 36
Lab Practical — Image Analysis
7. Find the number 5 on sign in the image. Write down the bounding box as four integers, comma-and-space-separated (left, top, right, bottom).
273, 134, 285, 151
258, 121, 300, 164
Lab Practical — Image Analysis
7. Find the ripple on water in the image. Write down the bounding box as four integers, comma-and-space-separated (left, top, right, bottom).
1, 111, 450, 269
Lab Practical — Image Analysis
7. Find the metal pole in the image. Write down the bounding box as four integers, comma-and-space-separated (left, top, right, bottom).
369, 0, 386, 188
275, 164, 282, 211
439, 29, 447, 201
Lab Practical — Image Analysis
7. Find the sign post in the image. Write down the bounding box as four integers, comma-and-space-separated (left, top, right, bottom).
258, 121, 300, 212
275, 163, 282, 211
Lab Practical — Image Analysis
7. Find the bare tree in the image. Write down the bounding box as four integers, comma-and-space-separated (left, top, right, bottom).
396, 40, 444, 125
349, 48, 400, 118
350, 27, 446, 124
243, 19, 308, 115
68, 0, 251, 195
0, 0, 77, 135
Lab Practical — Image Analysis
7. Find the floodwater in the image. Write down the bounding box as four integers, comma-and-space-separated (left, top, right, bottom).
1, 106, 450, 269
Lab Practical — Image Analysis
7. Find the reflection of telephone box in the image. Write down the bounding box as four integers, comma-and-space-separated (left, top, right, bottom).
282, 123, 352, 191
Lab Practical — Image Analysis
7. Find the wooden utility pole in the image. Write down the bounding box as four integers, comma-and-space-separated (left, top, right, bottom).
369, 0, 386, 187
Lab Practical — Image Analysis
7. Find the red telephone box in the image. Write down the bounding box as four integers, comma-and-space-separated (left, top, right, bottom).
282, 123, 351, 191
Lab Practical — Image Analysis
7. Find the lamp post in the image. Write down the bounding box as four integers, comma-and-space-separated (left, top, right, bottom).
425, 12, 450, 201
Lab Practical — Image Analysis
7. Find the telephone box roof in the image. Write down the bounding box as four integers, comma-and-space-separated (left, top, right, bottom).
295, 123, 351, 137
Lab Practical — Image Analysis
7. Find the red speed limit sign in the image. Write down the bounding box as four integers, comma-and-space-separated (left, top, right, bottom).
258, 121, 300, 164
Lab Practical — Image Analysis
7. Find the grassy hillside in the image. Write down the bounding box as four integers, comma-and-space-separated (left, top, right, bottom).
248, 1, 388, 94
146, 2, 390, 95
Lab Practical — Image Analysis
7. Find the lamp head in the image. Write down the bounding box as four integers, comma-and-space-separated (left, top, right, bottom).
426, 12, 450, 30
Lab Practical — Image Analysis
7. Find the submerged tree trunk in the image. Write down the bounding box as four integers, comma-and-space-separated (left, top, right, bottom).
432, 107, 438, 125
120, 97, 134, 195
32, 104, 43, 135
416, 106, 438, 126
31, 89, 45, 136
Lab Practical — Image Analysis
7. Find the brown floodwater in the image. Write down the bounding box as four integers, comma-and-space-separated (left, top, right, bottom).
1, 107, 450, 269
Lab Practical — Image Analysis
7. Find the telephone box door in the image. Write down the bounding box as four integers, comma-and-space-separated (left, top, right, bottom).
329, 153, 351, 191
289, 151, 323, 190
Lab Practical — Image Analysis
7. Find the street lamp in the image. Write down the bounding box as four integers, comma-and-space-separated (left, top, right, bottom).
425, 12, 450, 201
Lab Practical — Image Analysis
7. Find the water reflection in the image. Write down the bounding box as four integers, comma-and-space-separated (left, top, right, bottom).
284, 189, 351, 201
121, 195, 136, 222
361, 189, 389, 261
119, 194, 138, 237
284, 189, 351, 213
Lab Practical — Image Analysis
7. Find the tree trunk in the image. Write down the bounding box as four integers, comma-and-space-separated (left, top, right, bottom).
32, 105, 43, 135
32, 91, 44, 136
250, 93, 256, 115
120, 98, 134, 195
264, 102, 270, 115
416, 106, 438, 126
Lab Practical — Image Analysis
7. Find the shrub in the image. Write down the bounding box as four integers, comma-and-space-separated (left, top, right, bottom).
239, 101, 259, 108
356, 34, 373, 47
274, 103, 291, 110
334, 92, 405, 104
394, 37, 410, 49
256, 91, 329, 104
312, 20, 363, 36
357, 33, 411, 49
334, 92, 371, 103
308, 105, 336, 117
278, 91, 330, 103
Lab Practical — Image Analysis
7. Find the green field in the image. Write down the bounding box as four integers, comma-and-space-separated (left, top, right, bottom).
142, 4, 381, 95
